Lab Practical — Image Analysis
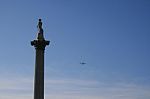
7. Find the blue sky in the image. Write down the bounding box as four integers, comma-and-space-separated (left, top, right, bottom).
0, 0, 150, 99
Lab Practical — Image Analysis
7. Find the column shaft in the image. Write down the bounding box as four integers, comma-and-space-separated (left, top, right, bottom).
34, 49, 44, 99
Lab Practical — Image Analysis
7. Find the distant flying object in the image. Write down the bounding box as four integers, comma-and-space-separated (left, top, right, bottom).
80, 62, 86, 65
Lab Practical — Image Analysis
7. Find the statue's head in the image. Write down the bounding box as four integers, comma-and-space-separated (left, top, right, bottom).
39, 19, 42, 22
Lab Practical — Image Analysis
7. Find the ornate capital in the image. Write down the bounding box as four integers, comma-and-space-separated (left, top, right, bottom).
31, 40, 49, 50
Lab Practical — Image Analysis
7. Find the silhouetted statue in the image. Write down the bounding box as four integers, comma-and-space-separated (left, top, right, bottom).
37, 19, 44, 40
37, 19, 43, 33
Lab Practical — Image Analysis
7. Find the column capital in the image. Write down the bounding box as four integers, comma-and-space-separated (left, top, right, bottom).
31, 39, 49, 50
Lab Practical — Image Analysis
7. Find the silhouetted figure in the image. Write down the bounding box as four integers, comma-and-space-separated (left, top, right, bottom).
37, 19, 44, 40
37, 19, 43, 33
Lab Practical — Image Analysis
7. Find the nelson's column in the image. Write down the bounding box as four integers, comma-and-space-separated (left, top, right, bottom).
31, 19, 49, 99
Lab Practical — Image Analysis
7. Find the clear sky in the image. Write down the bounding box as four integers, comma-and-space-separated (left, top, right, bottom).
0, 0, 150, 99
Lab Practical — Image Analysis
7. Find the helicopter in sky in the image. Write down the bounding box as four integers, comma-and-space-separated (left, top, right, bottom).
80, 62, 86, 65
80, 57, 86, 65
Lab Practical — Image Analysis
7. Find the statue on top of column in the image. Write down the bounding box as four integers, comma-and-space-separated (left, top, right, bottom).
37, 19, 43, 33
37, 19, 44, 40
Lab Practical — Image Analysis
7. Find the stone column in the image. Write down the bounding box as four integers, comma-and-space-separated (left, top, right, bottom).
31, 19, 49, 99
